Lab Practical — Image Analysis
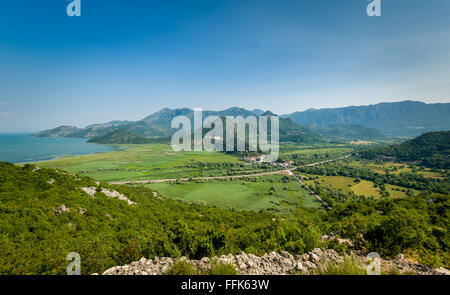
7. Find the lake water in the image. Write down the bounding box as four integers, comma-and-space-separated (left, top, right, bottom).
0, 133, 117, 163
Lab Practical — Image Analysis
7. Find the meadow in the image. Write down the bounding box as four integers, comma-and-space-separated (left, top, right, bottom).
280, 145, 352, 158
36, 142, 438, 211
37, 143, 355, 184
303, 175, 416, 199
143, 175, 323, 213
36, 143, 328, 213
37, 144, 249, 182
348, 161, 444, 178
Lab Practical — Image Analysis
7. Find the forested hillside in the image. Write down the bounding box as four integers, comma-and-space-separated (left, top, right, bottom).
311, 124, 385, 140
279, 117, 323, 144
0, 162, 448, 274
360, 131, 450, 168
0, 162, 322, 274
88, 129, 154, 144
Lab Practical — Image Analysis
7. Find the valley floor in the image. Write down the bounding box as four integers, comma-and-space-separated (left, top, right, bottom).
35, 143, 448, 213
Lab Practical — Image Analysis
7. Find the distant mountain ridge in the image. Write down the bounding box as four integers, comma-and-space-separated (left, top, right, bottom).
311, 124, 385, 140
284, 101, 450, 136
33, 126, 81, 138
33, 107, 260, 139
33, 101, 450, 139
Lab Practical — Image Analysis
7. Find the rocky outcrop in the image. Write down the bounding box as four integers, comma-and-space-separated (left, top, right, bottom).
81, 186, 137, 205
81, 187, 97, 197
101, 188, 137, 205
101, 248, 449, 275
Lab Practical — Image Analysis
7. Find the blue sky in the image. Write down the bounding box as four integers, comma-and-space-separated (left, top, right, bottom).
0, 0, 449, 132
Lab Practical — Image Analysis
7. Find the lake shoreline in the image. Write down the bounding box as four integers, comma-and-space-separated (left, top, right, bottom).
0, 133, 118, 164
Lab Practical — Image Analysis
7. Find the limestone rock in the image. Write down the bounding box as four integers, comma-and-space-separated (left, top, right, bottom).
100, 249, 449, 276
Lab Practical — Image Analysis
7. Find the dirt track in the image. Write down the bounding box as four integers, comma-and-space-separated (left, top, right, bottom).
110, 155, 349, 185
109, 155, 349, 209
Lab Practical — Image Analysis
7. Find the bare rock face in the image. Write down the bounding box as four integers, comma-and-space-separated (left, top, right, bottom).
101, 248, 449, 276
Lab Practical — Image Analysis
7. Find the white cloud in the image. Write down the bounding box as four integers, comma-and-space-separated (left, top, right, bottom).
0, 112, 12, 117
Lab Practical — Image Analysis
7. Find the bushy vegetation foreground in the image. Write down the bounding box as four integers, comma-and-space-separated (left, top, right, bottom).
0, 162, 448, 274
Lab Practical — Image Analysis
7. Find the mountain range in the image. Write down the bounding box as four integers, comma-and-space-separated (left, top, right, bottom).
34, 107, 258, 139
283, 100, 450, 136
33, 101, 450, 140
310, 124, 385, 140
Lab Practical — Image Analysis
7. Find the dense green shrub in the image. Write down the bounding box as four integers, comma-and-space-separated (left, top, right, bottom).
0, 161, 448, 274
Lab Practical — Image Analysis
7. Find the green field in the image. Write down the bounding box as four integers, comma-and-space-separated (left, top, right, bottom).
305, 175, 354, 193
35, 142, 427, 210
352, 180, 382, 198
35, 143, 325, 212
142, 175, 323, 212
349, 161, 444, 178
36, 144, 248, 182
304, 175, 414, 199
281, 146, 352, 157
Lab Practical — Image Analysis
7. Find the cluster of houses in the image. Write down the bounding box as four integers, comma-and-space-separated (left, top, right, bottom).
243, 156, 293, 167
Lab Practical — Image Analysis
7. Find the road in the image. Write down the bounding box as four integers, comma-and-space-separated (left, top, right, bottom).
110, 169, 294, 185
292, 155, 350, 209
110, 155, 350, 209
291, 173, 333, 210
110, 155, 350, 185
